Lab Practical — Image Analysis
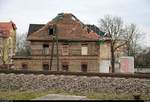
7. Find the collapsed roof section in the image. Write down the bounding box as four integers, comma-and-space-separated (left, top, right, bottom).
28, 24, 44, 36
27, 13, 110, 41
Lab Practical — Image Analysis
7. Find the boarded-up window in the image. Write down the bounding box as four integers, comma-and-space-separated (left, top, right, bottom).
43, 64, 49, 70
81, 47, 88, 55
22, 63, 28, 70
81, 43, 88, 55
62, 43, 69, 55
81, 64, 87, 72
43, 44, 49, 55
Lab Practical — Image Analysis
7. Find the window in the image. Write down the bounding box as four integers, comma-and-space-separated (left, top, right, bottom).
62, 62, 69, 72
81, 44, 88, 55
43, 64, 49, 70
43, 44, 49, 55
63, 42, 69, 45
43, 44, 49, 47
22, 63, 28, 70
62, 43, 69, 55
48, 28, 54, 35
81, 64, 87, 72
62, 64, 69, 72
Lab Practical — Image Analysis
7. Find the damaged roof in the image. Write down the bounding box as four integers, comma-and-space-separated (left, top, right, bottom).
86, 24, 105, 36
28, 24, 44, 36
27, 13, 100, 41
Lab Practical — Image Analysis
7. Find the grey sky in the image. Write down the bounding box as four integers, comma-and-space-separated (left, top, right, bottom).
0, 0, 150, 47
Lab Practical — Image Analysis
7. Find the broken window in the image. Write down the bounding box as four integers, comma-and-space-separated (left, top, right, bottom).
43, 64, 49, 70
81, 64, 87, 72
48, 28, 54, 35
62, 64, 69, 72
22, 63, 28, 70
43, 44, 49, 55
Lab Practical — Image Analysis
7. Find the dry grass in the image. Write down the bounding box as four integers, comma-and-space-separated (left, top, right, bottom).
0, 89, 150, 100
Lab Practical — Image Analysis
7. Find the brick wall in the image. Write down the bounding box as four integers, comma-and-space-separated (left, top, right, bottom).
14, 56, 99, 72
14, 41, 99, 72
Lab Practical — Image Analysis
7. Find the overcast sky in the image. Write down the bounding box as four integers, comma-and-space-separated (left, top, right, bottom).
0, 0, 150, 47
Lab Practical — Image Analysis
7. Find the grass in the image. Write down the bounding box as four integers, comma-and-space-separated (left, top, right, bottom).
86, 92, 133, 100
0, 90, 48, 100
0, 89, 150, 100
0, 89, 65, 100
86, 92, 150, 100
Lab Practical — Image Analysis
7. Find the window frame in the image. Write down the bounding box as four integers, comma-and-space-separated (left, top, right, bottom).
42, 64, 49, 70
43, 44, 49, 55
81, 63, 88, 72
62, 64, 69, 72
21, 63, 28, 70
62, 43, 69, 55
48, 28, 54, 35
81, 43, 88, 55
61, 62, 69, 72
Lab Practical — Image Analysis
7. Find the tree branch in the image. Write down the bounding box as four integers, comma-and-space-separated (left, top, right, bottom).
114, 40, 128, 51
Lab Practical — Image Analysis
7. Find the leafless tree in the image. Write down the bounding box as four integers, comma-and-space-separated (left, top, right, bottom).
16, 33, 30, 56
135, 47, 150, 67
124, 24, 143, 57
99, 15, 134, 73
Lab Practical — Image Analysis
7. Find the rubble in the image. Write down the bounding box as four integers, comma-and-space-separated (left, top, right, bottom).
0, 73, 149, 95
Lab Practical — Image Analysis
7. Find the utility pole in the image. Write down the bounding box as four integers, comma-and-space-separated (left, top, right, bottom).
49, 24, 59, 71
55, 27, 59, 71
49, 37, 54, 70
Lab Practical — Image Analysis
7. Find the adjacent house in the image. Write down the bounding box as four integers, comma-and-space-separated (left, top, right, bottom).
0, 21, 17, 67
13, 13, 112, 72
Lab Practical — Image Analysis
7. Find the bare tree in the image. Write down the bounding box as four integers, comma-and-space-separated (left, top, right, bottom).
16, 33, 30, 56
99, 15, 133, 73
124, 24, 143, 57
135, 47, 150, 67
